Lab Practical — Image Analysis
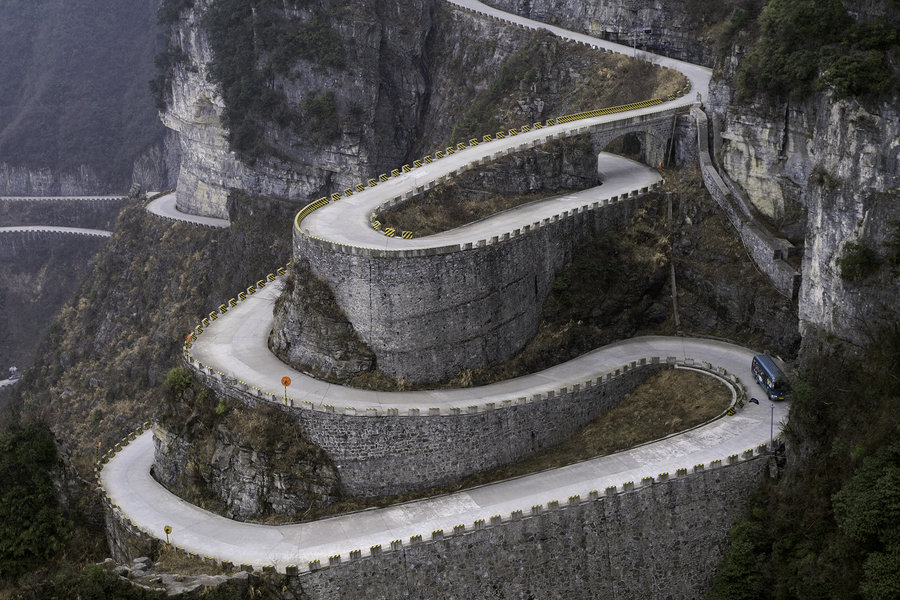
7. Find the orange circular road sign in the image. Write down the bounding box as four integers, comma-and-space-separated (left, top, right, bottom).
281, 376, 292, 387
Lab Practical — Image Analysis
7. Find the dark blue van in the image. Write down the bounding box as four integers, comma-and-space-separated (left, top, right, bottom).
751, 355, 789, 401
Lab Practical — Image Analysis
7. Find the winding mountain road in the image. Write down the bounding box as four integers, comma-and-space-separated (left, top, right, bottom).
0, 225, 112, 237
147, 192, 230, 228
100, 0, 785, 575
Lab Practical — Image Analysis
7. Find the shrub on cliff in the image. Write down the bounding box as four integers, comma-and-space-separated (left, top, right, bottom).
200, 0, 346, 162
165, 367, 193, 392
837, 241, 881, 282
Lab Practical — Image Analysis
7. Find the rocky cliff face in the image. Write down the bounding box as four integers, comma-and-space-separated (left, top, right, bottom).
709, 54, 899, 347
483, 0, 734, 67
154, 379, 341, 520
0, 163, 111, 196
161, 0, 433, 218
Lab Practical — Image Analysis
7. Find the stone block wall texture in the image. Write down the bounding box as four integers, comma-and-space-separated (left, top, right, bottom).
279, 106, 681, 385
190, 360, 665, 497
291, 456, 771, 600
292, 192, 651, 385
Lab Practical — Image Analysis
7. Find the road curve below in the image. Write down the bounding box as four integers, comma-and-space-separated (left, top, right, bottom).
147, 193, 230, 229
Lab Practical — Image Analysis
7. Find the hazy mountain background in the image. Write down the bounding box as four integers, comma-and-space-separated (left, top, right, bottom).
0, 0, 164, 189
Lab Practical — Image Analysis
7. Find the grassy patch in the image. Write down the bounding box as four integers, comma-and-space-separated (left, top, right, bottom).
377, 136, 596, 236
446, 29, 687, 145
302, 368, 731, 521
378, 187, 575, 237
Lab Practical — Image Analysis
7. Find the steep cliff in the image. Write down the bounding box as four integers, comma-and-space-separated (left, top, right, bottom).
706, 1, 899, 347
159, 0, 434, 217
483, 0, 740, 67
159, 0, 686, 218
153, 372, 340, 521
0, 0, 164, 193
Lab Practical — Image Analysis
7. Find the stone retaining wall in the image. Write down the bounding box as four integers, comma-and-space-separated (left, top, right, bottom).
188, 353, 742, 497
289, 454, 770, 600
102, 438, 774, 599
292, 184, 660, 384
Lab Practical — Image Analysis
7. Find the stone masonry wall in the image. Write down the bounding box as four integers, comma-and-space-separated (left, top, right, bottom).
102, 446, 772, 599
291, 186, 659, 384
189, 356, 679, 497
290, 455, 770, 600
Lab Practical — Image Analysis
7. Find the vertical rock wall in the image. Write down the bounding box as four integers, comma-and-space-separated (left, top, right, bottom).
709, 52, 900, 346
161, 0, 435, 218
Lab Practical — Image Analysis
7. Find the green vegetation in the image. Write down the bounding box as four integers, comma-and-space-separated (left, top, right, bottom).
735, 0, 899, 100
707, 325, 900, 599
149, 46, 189, 112
301, 90, 341, 145
885, 220, 900, 266
165, 367, 193, 392
199, 0, 345, 161
837, 241, 881, 282
0, 422, 70, 583
449, 46, 542, 143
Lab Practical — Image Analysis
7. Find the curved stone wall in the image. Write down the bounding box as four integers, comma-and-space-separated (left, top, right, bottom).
290, 193, 648, 384
188, 348, 741, 497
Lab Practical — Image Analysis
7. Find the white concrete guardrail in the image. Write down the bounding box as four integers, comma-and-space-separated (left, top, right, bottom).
0, 225, 112, 238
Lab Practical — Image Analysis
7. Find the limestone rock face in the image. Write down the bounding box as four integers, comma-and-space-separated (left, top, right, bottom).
483, 0, 724, 66
153, 385, 341, 521
270, 261, 376, 382
160, 0, 433, 218
0, 163, 109, 196
709, 50, 900, 346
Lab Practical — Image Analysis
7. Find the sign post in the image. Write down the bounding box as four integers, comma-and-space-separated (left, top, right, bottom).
281, 376, 291, 406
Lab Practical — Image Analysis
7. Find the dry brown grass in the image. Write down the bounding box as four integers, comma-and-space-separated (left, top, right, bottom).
153, 544, 232, 576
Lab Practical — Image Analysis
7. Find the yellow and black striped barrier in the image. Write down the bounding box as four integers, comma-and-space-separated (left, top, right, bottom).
556, 98, 663, 124
401, 231, 413, 239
